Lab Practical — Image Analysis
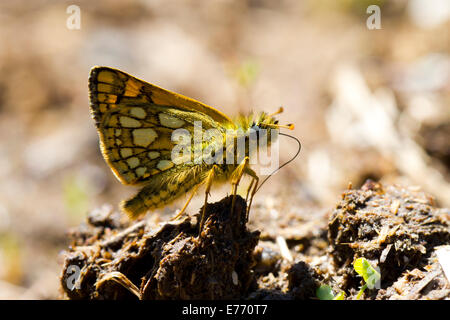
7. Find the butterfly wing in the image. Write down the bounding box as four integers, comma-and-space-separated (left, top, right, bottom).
89, 67, 235, 218
88, 66, 230, 186
89, 66, 234, 127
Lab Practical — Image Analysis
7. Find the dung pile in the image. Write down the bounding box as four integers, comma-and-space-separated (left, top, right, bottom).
328, 180, 450, 293
60, 196, 259, 300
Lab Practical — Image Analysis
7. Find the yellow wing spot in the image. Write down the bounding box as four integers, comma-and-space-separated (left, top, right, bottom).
127, 157, 140, 168
97, 83, 115, 93
159, 113, 185, 128
120, 148, 133, 158
127, 172, 137, 181
148, 151, 160, 159
132, 128, 158, 147
106, 128, 114, 137
124, 79, 142, 96
135, 167, 147, 177
115, 129, 122, 136
111, 149, 120, 159
98, 93, 117, 104
117, 162, 128, 172
120, 116, 141, 128
116, 139, 122, 145
99, 103, 108, 113
157, 160, 174, 171
130, 107, 146, 119
107, 115, 119, 127
97, 70, 116, 83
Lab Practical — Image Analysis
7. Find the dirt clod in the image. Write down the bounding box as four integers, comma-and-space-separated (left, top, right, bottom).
60, 195, 260, 300
328, 180, 450, 291
287, 261, 319, 299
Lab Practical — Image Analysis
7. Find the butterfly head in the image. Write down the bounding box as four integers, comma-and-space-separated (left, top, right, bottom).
250, 107, 294, 139
231, 107, 293, 150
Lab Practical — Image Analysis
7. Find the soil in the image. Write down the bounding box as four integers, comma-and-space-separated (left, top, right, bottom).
61, 196, 259, 299
60, 180, 449, 300
328, 180, 449, 298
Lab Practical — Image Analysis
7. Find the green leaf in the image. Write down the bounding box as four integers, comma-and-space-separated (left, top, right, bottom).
316, 285, 335, 300
353, 257, 381, 289
353, 257, 367, 278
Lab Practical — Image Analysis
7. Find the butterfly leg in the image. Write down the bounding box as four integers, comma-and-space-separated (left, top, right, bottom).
170, 183, 201, 221
230, 156, 250, 216
199, 165, 219, 232
245, 178, 255, 203
243, 167, 259, 221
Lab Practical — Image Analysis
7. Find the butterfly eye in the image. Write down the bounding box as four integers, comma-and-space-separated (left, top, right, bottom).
274, 120, 279, 124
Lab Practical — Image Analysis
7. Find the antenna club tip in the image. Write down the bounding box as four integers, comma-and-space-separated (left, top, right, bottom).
288, 124, 295, 130
268, 107, 284, 118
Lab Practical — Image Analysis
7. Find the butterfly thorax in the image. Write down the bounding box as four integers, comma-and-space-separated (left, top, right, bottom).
178, 112, 279, 183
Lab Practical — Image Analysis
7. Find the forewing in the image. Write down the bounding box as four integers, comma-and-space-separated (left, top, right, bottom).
88, 66, 227, 185
89, 66, 235, 126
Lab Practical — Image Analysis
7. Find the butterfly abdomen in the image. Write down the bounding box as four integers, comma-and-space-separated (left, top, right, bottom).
121, 164, 212, 219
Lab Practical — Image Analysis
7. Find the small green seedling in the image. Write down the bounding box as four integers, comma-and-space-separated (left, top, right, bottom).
316, 285, 346, 300
353, 257, 381, 299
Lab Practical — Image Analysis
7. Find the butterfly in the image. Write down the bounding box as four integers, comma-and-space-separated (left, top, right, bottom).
88, 66, 295, 229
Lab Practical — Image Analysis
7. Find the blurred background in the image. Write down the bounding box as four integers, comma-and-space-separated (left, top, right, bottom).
0, 0, 448, 298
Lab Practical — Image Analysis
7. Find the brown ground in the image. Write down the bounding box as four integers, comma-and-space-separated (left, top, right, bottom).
60, 181, 449, 300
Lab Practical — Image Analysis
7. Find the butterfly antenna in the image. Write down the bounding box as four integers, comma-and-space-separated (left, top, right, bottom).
262, 122, 295, 130
268, 106, 284, 117
255, 132, 302, 193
